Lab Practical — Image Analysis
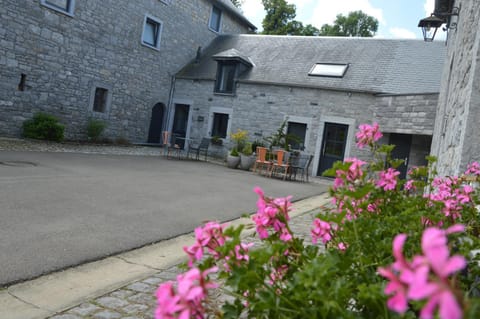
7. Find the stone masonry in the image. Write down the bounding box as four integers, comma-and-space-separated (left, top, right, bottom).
0, 0, 252, 141
431, 0, 480, 176
174, 80, 439, 176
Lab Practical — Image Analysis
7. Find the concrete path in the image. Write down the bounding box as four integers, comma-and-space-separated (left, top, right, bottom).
0, 193, 331, 319
0, 150, 328, 286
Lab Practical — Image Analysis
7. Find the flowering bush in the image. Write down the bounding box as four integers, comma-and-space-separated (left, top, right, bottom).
155, 123, 480, 319
230, 129, 249, 154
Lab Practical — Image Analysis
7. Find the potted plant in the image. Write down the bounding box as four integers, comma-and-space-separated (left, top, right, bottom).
226, 129, 248, 169
239, 142, 255, 170
211, 135, 223, 146
226, 147, 240, 169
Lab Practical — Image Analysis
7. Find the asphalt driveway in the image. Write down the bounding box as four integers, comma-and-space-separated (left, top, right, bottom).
0, 151, 328, 286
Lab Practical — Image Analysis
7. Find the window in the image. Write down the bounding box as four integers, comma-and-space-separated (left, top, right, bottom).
208, 107, 232, 139
142, 15, 163, 50
287, 122, 307, 150
215, 62, 236, 94
211, 113, 229, 138
309, 63, 349, 77
40, 0, 75, 16
93, 88, 109, 113
209, 6, 222, 32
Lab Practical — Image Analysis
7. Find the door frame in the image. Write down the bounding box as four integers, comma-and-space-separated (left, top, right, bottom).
313, 116, 355, 176
168, 98, 193, 145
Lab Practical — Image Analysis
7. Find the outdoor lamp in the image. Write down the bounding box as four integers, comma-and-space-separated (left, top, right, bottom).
418, 15, 445, 42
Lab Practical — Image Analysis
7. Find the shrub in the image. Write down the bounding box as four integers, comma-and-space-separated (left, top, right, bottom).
23, 112, 65, 142
241, 142, 253, 156
86, 119, 107, 142
154, 123, 480, 319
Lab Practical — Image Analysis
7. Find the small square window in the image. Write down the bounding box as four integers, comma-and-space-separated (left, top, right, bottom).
211, 113, 229, 138
215, 62, 236, 94
142, 15, 163, 50
209, 6, 222, 32
40, 0, 75, 16
93, 88, 108, 113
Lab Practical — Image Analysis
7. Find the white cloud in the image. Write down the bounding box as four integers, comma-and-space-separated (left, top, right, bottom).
424, 0, 435, 17
389, 27, 417, 39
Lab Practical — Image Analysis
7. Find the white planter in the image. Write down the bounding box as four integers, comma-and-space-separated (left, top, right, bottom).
226, 154, 240, 169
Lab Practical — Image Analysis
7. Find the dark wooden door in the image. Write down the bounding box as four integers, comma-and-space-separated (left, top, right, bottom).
147, 103, 165, 143
389, 133, 412, 179
172, 104, 190, 149
318, 123, 349, 176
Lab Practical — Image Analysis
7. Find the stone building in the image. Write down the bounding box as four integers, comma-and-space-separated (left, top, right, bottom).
0, 0, 255, 141
430, 0, 480, 176
173, 35, 446, 177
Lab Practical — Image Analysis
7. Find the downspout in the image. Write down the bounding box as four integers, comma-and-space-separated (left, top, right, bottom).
165, 74, 176, 133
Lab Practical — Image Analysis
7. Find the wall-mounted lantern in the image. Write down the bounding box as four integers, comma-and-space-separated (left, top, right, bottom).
418, 0, 460, 42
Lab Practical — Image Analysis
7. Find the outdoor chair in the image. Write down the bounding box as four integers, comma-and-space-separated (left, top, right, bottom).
290, 154, 313, 182
252, 147, 271, 175
166, 133, 182, 159
188, 137, 210, 161
269, 149, 290, 180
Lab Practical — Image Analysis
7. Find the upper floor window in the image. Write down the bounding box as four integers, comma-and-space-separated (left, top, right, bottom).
209, 6, 222, 32
40, 0, 75, 16
142, 15, 163, 50
215, 62, 236, 94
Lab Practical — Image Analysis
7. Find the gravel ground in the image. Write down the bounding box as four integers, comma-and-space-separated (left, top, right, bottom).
0, 137, 164, 156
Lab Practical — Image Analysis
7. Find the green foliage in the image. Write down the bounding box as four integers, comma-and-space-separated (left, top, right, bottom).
261, 0, 319, 36
264, 119, 300, 151
241, 142, 253, 156
230, 0, 243, 8
23, 112, 65, 142
188, 135, 480, 318
319, 10, 379, 37
230, 148, 239, 156
86, 119, 107, 142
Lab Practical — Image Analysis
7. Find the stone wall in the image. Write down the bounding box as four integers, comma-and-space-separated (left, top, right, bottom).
374, 94, 438, 135
431, 0, 480, 175
0, 0, 251, 141
173, 79, 438, 176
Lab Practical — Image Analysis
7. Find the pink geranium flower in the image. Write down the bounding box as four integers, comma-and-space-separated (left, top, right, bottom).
252, 187, 293, 241
379, 226, 466, 319
311, 218, 333, 244
356, 122, 383, 148
377, 168, 400, 191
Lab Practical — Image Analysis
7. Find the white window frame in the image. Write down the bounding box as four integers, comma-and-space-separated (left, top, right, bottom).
208, 5, 222, 33
207, 107, 233, 140
141, 14, 163, 51
40, 0, 75, 17
89, 83, 112, 118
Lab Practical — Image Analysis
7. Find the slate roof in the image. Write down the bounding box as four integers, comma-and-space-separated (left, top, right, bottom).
211, 0, 257, 30
177, 34, 447, 95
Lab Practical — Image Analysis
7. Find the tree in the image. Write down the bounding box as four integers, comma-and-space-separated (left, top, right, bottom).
230, 0, 243, 9
261, 0, 297, 35
261, 0, 319, 36
319, 11, 378, 37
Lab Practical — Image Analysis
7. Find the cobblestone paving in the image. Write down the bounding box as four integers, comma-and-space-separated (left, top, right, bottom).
48, 211, 321, 319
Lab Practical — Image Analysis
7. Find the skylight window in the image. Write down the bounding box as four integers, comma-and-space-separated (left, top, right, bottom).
309, 63, 349, 78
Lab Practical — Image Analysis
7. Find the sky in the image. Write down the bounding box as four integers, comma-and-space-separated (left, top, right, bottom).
240, 0, 446, 40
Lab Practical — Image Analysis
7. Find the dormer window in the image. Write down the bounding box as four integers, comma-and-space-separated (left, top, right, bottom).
215, 62, 236, 94
212, 48, 254, 95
